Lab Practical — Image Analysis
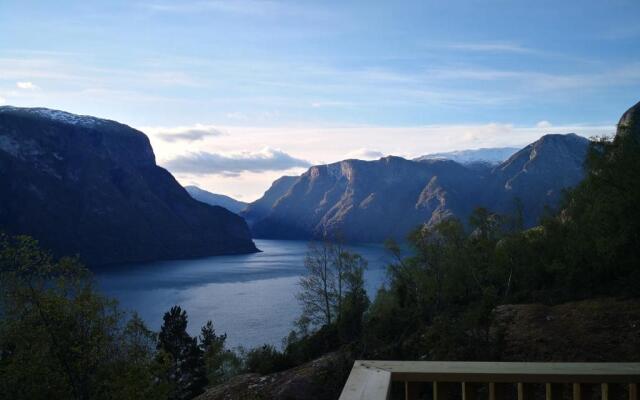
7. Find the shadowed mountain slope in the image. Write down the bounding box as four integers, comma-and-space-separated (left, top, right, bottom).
185, 185, 247, 214
0, 106, 257, 266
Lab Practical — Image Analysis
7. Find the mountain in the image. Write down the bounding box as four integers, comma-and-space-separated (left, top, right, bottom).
241, 175, 298, 226
246, 134, 590, 242
0, 106, 257, 266
489, 133, 589, 226
415, 147, 519, 165
250, 157, 484, 241
185, 185, 247, 214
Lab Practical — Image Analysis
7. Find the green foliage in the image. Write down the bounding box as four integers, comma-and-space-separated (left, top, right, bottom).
363, 130, 640, 361
296, 239, 370, 336
0, 234, 169, 400
243, 344, 291, 375
200, 320, 241, 385
282, 324, 340, 367
336, 253, 370, 343
157, 306, 208, 400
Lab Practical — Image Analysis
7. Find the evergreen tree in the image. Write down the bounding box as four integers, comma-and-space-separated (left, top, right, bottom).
200, 320, 237, 385
157, 306, 207, 400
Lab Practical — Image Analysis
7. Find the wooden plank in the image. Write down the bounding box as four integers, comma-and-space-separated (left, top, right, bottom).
573, 383, 582, 400
630, 384, 638, 400
339, 361, 392, 400
518, 383, 535, 400
357, 361, 640, 384
490, 382, 510, 400
462, 382, 475, 400
602, 383, 609, 400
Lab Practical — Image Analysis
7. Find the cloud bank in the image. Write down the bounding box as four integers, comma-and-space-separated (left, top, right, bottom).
144, 124, 224, 142
163, 147, 311, 176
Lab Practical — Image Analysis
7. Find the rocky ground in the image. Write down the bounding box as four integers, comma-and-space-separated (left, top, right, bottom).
492, 297, 640, 361
195, 352, 352, 400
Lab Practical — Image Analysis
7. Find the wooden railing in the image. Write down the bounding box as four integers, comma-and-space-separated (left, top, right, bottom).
339, 361, 640, 400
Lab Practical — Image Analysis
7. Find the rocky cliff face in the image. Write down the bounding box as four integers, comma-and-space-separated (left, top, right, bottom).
617, 100, 640, 143
246, 134, 590, 242
490, 133, 589, 226
0, 106, 257, 266
250, 157, 484, 241
241, 175, 298, 226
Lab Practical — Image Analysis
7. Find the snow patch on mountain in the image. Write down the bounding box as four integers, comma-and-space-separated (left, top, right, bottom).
415, 147, 520, 165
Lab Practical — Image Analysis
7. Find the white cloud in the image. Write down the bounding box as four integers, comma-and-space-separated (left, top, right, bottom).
536, 120, 552, 129
143, 124, 224, 142
345, 148, 385, 160
0, 96, 6, 104
163, 147, 311, 175
16, 81, 38, 90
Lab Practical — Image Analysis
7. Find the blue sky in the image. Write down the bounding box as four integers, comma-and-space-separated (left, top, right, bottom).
1, 0, 639, 200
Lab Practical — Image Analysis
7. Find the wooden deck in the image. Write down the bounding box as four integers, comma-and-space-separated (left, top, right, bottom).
339, 361, 640, 400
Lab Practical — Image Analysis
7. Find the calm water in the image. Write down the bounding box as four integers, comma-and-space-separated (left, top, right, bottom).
94, 239, 393, 349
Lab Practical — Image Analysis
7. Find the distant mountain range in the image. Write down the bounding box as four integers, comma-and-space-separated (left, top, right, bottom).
0, 106, 257, 266
415, 147, 520, 165
241, 133, 590, 242
0, 105, 595, 260
185, 185, 248, 214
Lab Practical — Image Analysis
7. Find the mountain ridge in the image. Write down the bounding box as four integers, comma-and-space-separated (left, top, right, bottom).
185, 185, 248, 214
243, 133, 590, 241
415, 146, 520, 165
0, 106, 258, 266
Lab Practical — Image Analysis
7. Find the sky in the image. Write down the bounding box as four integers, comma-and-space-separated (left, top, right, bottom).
1, 0, 639, 201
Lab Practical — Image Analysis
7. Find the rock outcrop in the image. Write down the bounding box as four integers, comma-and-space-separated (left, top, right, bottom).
195, 352, 352, 400
617, 100, 640, 143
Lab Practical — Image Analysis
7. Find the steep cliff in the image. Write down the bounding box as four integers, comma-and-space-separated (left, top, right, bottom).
0, 106, 257, 266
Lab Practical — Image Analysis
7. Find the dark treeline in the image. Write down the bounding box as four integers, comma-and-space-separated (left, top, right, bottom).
0, 234, 242, 400
1, 106, 639, 399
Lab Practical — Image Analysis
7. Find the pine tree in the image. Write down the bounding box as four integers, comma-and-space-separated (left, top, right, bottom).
157, 306, 207, 400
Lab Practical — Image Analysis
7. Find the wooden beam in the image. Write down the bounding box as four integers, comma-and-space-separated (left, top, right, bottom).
518, 383, 534, 400
630, 384, 638, 400
359, 361, 640, 383
489, 382, 507, 400
462, 382, 475, 400
602, 383, 609, 400
573, 383, 582, 400
338, 362, 392, 400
